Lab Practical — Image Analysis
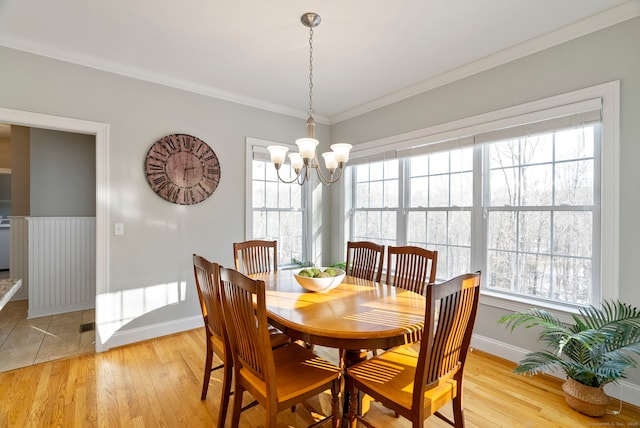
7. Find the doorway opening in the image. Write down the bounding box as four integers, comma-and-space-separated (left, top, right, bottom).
0, 107, 108, 356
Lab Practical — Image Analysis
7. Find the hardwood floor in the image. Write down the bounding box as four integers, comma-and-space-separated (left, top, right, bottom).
0, 328, 638, 427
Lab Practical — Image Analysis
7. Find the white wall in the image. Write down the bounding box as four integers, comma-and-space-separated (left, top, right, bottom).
331, 17, 640, 399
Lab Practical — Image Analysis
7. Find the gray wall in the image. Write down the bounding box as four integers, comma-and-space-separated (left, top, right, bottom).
0, 14, 637, 393
0, 174, 10, 218
331, 17, 640, 387
10, 126, 29, 216
29, 128, 95, 216
0, 174, 10, 201
0, 42, 329, 334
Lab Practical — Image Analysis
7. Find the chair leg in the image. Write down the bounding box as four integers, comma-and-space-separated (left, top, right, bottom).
452, 391, 464, 427
201, 343, 213, 400
266, 402, 278, 428
230, 381, 244, 428
218, 359, 232, 428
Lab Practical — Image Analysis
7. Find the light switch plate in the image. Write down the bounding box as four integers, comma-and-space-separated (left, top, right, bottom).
114, 223, 124, 235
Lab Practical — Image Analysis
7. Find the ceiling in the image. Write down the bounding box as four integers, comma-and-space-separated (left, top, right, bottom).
0, 0, 638, 125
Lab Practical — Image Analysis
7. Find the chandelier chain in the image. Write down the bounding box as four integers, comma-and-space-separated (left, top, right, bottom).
308, 27, 314, 117
266, 12, 351, 187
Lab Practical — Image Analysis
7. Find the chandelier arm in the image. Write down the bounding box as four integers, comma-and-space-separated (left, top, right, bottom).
276, 167, 305, 185
313, 160, 344, 185
297, 167, 308, 185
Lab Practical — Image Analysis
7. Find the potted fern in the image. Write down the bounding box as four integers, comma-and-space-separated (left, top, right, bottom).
498, 300, 640, 417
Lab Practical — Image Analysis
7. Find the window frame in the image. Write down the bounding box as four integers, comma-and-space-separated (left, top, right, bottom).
245, 137, 311, 268
343, 81, 619, 317
480, 124, 601, 309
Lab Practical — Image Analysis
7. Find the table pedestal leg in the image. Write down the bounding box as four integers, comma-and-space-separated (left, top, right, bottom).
341, 349, 369, 426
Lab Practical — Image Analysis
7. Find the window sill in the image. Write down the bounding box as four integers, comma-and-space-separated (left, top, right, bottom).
480, 290, 581, 324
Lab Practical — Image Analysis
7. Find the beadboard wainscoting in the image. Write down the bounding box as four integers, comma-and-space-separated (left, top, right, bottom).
28, 217, 96, 318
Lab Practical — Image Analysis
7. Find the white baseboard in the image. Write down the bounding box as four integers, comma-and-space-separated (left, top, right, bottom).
28, 301, 94, 318
104, 315, 203, 350
471, 333, 640, 408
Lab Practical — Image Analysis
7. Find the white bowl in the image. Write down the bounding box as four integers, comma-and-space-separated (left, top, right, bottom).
293, 267, 346, 293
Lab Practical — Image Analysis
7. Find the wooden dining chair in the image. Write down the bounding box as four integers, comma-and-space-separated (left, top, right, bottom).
192, 254, 233, 426
192, 254, 288, 427
342, 240, 386, 362
233, 239, 277, 275
386, 245, 438, 296
346, 272, 482, 428
218, 266, 342, 428
345, 241, 385, 282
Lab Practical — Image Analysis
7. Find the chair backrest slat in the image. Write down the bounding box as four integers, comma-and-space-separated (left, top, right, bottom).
416, 272, 481, 396
233, 240, 278, 275
192, 254, 226, 344
345, 241, 385, 282
219, 266, 276, 389
386, 245, 437, 295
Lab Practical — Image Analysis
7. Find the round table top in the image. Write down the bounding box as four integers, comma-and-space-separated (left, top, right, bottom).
252, 271, 426, 350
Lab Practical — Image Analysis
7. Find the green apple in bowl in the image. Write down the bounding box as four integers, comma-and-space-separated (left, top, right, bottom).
293, 267, 346, 292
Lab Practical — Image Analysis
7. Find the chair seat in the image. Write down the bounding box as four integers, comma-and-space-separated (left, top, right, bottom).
209, 327, 288, 358
347, 343, 458, 415
240, 342, 341, 408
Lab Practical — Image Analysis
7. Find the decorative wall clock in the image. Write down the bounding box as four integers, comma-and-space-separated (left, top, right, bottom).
144, 133, 221, 205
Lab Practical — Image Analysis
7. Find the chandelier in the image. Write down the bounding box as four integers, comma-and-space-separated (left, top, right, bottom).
267, 12, 352, 186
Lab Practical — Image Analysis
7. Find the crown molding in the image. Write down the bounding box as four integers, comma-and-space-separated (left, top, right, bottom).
0, 1, 637, 126
329, 0, 640, 124
0, 30, 330, 124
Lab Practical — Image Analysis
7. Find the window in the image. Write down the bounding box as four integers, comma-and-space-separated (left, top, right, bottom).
484, 125, 599, 306
346, 82, 619, 311
246, 138, 307, 267
353, 160, 399, 247
407, 148, 474, 281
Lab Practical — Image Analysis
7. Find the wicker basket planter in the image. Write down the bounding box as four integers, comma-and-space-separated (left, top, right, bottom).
562, 377, 611, 417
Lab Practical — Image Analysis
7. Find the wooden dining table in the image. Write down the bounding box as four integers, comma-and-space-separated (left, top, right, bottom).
250, 270, 426, 421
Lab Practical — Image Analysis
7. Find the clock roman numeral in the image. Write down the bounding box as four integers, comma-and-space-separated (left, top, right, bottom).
205, 166, 219, 177
163, 137, 177, 152
146, 162, 164, 171
197, 146, 212, 159
182, 188, 195, 204
201, 178, 219, 191
164, 183, 179, 202
194, 141, 205, 156
151, 175, 169, 191
195, 185, 207, 199
179, 134, 192, 152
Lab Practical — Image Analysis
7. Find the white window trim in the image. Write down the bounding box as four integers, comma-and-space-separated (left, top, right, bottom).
347, 81, 620, 320
244, 137, 312, 266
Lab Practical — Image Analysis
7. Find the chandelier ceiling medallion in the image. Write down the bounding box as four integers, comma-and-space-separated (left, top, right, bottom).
267, 12, 352, 186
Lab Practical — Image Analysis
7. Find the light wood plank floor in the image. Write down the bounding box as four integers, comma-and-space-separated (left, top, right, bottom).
1, 328, 638, 427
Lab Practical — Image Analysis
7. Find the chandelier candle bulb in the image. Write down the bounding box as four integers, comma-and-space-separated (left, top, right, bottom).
267, 145, 289, 167
331, 143, 352, 164
288, 153, 304, 172
322, 152, 338, 172
295, 138, 318, 160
